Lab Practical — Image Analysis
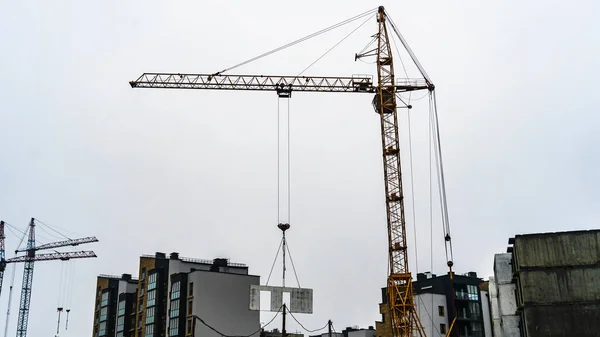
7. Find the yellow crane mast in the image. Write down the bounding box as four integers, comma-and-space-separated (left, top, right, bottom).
130, 6, 448, 337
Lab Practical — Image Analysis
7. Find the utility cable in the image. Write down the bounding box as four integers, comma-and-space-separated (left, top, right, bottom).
4, 222, 45, 248
287, 98, 291, 224
193, 305, 282, 337
428, 92, 435, 337
217, 8, 378, 75
389, 24, 409, 80
34, 218, 71, 240
285, 307, 329, 333
417, 295, 443, 336
407, 109, 419, 274
265, 237, 284, 286
277, 98, 281, 223
297, 13, 374, 76
284, 241, 301, 288
384, 10, 432, 85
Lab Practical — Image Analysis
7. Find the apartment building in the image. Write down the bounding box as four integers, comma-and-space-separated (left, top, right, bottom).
93, 252, 260, 337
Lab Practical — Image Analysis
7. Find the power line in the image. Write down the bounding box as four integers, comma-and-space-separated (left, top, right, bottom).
285, 307, 329, 333
193, 305, 282, 337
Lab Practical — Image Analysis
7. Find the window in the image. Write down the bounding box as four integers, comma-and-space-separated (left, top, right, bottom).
147, 290, 156, 307
99, 322, 107, 336
145, 324, 154, 337
169, 318, 179, 336
100, 307, 108, 322
467, 285, 479, 301
187, 300, 193, 316
141, 268, 146, 281
148, 273, 157, 290
117, 316, 125, 332
469, 302, 481, 318
171, 281, 181, 300
438, 305, 445, 317
118, 300, 126, 316
101, 291, 109, 307
116, 333, 123, 337
146, 306, 155, 324
188, 282, 194, 297
139, 283, 145, 297
138, 300, 143, 312
187, 318, 193, 335
440, 324, 446, 334
170, 300, 180, 318
138, 316, 142, 329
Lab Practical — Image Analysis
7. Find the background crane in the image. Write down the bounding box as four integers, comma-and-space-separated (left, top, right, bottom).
130, 6, 454, 337
0, 219, 98, 337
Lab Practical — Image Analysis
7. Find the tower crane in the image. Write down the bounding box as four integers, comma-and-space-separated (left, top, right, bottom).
0, 219, 98, 337
129, 6, 454, 337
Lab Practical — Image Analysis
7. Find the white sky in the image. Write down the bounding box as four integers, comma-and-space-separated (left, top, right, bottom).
0, 1, 599, 336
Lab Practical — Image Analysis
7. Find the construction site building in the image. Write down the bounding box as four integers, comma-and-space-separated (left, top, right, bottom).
493, 229, 600, 337
92, 252, 259, 337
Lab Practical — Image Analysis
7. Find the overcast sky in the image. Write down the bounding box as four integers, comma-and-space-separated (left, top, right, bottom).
1, 1, 599, 336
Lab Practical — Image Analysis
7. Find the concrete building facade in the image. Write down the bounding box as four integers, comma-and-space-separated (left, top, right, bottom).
93, 252, 259, 337
509, 230, 600, 337
488, 254, 520, 337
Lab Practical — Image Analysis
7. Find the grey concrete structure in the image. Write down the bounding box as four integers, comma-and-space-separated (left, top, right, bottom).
488, 254, 520, 337
490, 230, 600, 337
504, 230, 600, 337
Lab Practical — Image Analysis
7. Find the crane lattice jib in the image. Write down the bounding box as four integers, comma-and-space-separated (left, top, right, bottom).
129, 74, 428, 95
129, 6, 431, 337
15, 236, 98, 252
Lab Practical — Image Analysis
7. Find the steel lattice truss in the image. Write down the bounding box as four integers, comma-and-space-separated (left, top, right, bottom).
6, 251, 97, 263
130, 73, 428, 95
15, 236, 99, 252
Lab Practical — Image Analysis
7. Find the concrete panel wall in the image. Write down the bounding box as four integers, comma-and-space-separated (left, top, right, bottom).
522, 303, 600, 337
514, 231, 600, 269
480, 291, 493, 337
519, 268, 600, 304
190, 270, 260, 337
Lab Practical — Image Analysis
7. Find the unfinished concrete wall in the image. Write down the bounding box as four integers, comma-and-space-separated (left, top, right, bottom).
518, 267, 600, 304
513, 230, 600, 269
491, 254, 520, 337
512, 230, 600, 337
488, 277, 501, 337
521, 303, 600, 337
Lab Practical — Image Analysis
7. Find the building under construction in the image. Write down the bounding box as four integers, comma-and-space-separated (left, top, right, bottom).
490, 229, 600, 337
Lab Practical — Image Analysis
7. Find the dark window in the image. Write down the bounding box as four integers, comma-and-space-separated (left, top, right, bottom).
189, 282, 194, 297
187, 318, 193, 334
148, 273, 157, 290
171, 281, 181, 300
187, 300, 193, 315
170, 300, 180, 318
147, 290, 156, 307
438, 305, 445, 317
169, 318, 179, 336
440, 324, 446, 334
